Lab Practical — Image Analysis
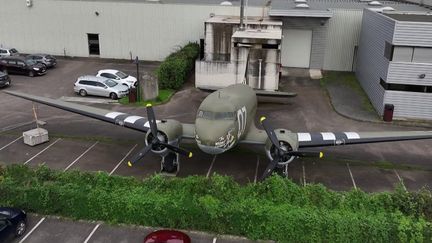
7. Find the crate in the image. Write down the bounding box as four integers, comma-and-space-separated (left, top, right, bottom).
23, 128, 49, 146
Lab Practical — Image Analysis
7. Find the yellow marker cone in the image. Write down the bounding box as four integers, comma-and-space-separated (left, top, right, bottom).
260, 116, 266, 123
146, 103, 152, 107
319, 152, 324, 159
188, 152, 193, 158
127, 161, 133, 167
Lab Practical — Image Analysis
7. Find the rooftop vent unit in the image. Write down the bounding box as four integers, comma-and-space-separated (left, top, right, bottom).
295, 3, 310, 8
368, 1, 382, 6
381, 6, 395, 11
294, 0, 307, 3
220, 1, 233, 5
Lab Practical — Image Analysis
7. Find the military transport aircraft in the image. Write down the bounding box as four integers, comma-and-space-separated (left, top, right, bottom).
5, 84, 432, 180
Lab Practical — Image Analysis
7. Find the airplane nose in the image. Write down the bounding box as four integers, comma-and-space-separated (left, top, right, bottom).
197, 144, 226, 154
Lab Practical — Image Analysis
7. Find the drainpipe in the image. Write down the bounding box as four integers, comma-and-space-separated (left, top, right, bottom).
258, 59, 262, 89
240, 0, 245, 30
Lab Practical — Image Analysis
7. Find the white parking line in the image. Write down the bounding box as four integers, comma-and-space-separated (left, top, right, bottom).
302, 161, 307, 186
393, 169, 407, 190
0, 136, 22, 151
83, 223, 101, 243
18, 217, 46, 243
109, 144, 138, 175
212, 237, 217, 243
206, 155, 217, 178
63, 141, 99, 172
254, 156, 260, 183
346, 163, 357, 189
24, 138, 62, 165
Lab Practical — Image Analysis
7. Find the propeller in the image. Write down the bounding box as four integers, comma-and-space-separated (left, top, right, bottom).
127, 104, 192, 167
259, 116, 323, 180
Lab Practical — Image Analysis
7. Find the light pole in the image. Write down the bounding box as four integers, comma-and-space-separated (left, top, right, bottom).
134, 56, 141, 102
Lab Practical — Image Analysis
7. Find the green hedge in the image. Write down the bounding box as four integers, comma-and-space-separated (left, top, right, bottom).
156, 43, 199, 90
0, 165, 431, 242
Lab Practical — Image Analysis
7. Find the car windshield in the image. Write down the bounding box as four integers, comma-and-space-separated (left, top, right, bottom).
116, 71, 128, 79
104, 79, 118, 87
10, 48, 18, 53
25, 59, 37, 65
197, 110, 235, 120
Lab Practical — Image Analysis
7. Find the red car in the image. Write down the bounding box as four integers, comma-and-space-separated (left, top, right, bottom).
144, 230, 191, 243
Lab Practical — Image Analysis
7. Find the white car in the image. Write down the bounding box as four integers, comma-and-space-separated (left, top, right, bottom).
96, 69, 137, 88
0, 47, 19, 57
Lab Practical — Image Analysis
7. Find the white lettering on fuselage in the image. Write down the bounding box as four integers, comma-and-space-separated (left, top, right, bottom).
237, 106, 247, 138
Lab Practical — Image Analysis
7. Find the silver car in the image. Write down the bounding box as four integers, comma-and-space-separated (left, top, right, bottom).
74, 75, 129, 100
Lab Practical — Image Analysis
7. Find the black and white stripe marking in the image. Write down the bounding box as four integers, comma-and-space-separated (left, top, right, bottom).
297, 132, 361, 147
104, 112, 160, 131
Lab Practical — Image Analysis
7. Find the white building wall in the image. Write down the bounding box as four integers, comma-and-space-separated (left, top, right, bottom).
0, 0, 261, 61
323, 9, 363, 71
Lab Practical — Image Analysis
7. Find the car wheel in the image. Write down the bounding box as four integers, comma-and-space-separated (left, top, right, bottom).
79, 89, 87, 97
15, 220, 26, 237
110, 92, 118, 100
28, 71, 35, 77
2, 69, 8, 75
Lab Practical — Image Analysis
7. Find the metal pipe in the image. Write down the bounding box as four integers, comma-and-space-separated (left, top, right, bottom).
240, 0, 245, 30
258, 58, 262, 89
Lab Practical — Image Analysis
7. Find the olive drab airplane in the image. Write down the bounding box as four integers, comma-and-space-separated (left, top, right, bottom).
5, 84, 432, 180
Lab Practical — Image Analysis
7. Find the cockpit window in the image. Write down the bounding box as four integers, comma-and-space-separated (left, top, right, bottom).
197, 110, 235, 120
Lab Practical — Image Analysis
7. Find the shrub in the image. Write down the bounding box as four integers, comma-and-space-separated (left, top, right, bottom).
157, 43, 199, 90
0, 164, 432, 242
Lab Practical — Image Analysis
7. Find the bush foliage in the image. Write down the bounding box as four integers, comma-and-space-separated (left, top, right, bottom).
156, 43, 199, 90
1, 165, 432, 242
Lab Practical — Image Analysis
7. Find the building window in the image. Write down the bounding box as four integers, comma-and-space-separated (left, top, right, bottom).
380, 78, 432, 93
386, 44, 432, 63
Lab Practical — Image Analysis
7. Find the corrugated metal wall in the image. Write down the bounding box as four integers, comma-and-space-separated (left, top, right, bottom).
0, 0, 261, 60
281, 17, 328, 69
387, 62, 432, 85
323, 9, 363, 71
384, 91, 432, 119
393, 22, 432, 47
356, 9, 395, 115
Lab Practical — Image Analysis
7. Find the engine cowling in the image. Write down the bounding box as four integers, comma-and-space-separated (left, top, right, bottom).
145, 119, 182, 155
264, 129, 299, 165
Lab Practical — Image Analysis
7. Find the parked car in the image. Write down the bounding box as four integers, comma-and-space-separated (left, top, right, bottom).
74, 75, 129, 99
0, 207, 27, 242
26, 54, 57, 68
0, 47, 19, 57
96, 69, 137, 88
144, 230, 191, 243
0, 71, 11, 88
0, 56, 47, 77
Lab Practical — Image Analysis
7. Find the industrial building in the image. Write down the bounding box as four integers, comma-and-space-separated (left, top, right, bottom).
356, 9, 432, 119
1, 0, 432, 118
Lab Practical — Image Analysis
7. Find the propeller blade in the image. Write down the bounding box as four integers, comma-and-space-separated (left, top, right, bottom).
288, 151, 324, 158
160, 142, 193, 158
259, 116, 282, 150
127, 144, 153, 167
146, 104, 159, 138
260, 157, 280, 180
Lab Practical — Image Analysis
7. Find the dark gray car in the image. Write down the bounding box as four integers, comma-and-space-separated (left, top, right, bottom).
26, 54, 57, 68
0, 71, 11, 88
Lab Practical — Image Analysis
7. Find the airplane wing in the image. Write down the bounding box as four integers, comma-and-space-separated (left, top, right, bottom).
296, 131, 432, 148
4, 91, 195, 139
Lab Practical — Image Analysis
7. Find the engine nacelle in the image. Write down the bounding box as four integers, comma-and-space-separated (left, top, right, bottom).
265, 129, 299, 166
145, 119, 183, 155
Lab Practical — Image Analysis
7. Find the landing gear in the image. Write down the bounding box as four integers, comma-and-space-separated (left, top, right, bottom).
160, 152, 179, 175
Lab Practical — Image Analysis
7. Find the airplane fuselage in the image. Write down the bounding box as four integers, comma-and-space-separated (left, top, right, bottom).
194, 84, 257, 154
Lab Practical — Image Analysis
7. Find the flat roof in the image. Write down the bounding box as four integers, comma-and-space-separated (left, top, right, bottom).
383, 13, 432, 22
206, 16, 283, 25
232, 29, 282, 40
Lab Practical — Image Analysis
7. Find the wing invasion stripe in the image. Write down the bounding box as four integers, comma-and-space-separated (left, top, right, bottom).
124, 116, 144, 123
344, 132, 360, 139
321, 132, 336, 141
297, 133, 312, 142
105, 112, 126, 119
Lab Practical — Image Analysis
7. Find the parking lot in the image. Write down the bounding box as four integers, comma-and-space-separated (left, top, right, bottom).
1, 58, 432, 242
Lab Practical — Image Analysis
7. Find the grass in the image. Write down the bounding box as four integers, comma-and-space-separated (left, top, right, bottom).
118, 89, 175, 106
320, 71, 376, 114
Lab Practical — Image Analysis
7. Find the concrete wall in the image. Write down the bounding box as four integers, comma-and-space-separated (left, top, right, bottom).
356, 9, 395, 115
0, 0, 261, 61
